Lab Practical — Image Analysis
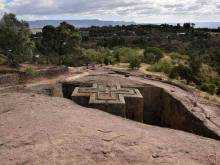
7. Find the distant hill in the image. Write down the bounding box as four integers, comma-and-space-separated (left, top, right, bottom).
28, 19, 136, 28
193, 22, 220, 29
28, 20, 220, 29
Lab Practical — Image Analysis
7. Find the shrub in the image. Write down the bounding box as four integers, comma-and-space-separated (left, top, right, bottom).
99, 48, 115, 65
169, 64, 193, 82
205, 77, 220, 95
199, 64, 218, 82
199, 83, 217, 95
170, 52, 188, 60
169, 52, 188, 65
0, 57, 7, 65
144, 47, 163, 64
149, 58, 173, 74
129, 54, 141, 69
113, 47, 143, 63
0, 54, 7, 65
25, 67, 39, 77
83, 49, 104, 64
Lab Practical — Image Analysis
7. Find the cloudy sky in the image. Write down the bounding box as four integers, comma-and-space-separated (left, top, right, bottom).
0, 0, 219, 23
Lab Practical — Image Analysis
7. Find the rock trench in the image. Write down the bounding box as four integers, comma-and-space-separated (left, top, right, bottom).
61, 81, 220, 140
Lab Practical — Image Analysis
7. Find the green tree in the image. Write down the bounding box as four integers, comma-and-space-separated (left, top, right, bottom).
41, 25, 56, 63
39, 22, 81, 66
0, 13, 34, 67
169, 64, 193, 82
144, 47, 163, 64
113, 47, 143, 63
83, 48, 103, 64
129, 53, 141, 69
55, 22, 81, 65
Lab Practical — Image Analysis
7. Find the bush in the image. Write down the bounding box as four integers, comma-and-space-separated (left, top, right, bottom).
99, 47, 115, 65
170, 52, 188, 60
144, 47, 163, 64
169, 52, 188, 65
149, 58, 173, 74
0, 57, 7, 65
169, 64, 193, 82
113, 47, 143, 63
129, 54, 141, 69
205, 77, 220, 95
0, 54, 7, 65
83, 49, 104, 64
199, 83, 217, 95
199, 64, 218, 82
25, 67, 39, 77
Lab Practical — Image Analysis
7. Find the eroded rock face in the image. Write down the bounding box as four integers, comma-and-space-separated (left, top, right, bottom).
140, 86, 220, 139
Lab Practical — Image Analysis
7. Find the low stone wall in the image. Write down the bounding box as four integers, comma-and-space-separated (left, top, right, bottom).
62, 82, 92, 99
38, 66, 68, 77
0, 66, 69, 86
21, 66, 69, 80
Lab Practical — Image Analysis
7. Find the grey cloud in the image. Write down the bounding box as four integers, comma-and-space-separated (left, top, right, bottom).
7, 0, 139, 15
2, 0, 220, 21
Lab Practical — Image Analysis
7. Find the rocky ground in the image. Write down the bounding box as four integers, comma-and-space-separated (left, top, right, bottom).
0, 92, 220, 165
0, 66, 220, 165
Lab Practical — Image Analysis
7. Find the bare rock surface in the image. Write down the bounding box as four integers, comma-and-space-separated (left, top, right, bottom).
0, 92, 220, 165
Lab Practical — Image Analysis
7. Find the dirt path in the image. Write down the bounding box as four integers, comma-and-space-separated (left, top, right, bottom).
26, 68, 90, 88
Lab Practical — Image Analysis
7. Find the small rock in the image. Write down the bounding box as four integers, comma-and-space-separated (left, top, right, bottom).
152, 154, 160, 158
193, 101, 197, 107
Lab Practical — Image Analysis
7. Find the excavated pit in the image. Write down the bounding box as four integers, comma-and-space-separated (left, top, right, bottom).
61, 79, 220, 140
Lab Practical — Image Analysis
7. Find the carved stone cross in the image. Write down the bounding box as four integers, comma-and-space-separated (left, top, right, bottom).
71, 83, 144, 122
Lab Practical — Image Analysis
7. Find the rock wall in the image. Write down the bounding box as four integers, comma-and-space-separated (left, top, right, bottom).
139, 85, 164, 125
125, 96, 144, 122
140, 85, 220, 140
160, 91, 220, 139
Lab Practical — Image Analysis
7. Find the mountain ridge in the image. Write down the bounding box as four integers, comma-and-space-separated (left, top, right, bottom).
28, 19, 136, 28
28, 19, 220, 29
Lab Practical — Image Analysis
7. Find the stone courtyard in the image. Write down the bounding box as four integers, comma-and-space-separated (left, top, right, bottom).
71, 83, 144, 122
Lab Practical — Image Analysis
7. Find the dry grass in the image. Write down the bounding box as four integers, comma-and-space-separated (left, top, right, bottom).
139, 63, 168, 79
197, 90, 220, 105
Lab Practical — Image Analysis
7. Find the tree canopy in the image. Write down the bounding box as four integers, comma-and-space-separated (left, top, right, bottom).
0, 13, 34, 67
38, 22, 82, 65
